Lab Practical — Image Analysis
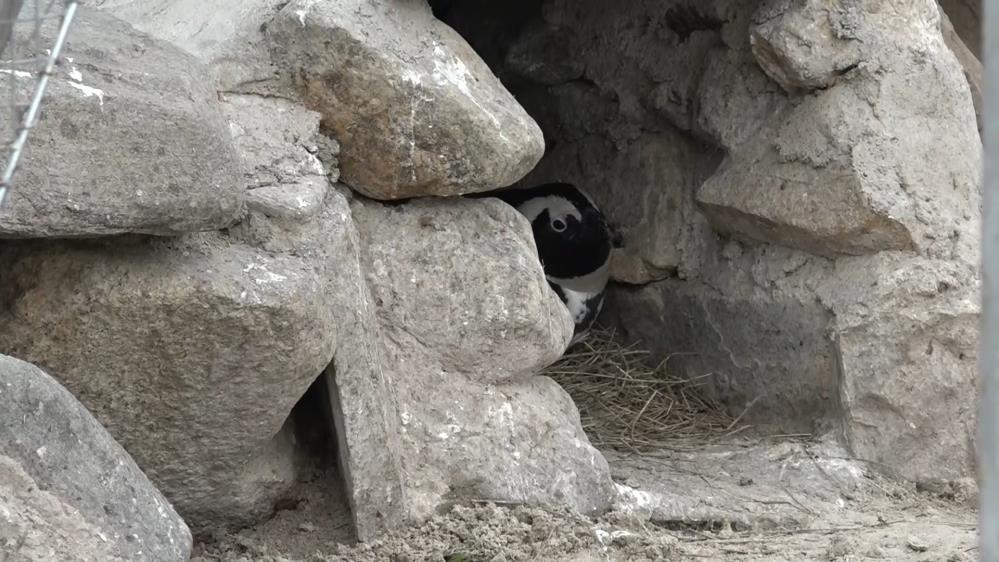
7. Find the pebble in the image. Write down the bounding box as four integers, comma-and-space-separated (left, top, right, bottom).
906, 536, 929, 552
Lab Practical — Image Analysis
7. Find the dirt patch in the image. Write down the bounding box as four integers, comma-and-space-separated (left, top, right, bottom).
323, 504, 676, 562
191, 467, 353, 561
195, 502, 676, 562
191, 437, 979, 561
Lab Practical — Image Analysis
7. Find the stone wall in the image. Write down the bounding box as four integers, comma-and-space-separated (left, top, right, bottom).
0, 0, 615, 540
0, 0, 983, 545
439, 0, 982, 484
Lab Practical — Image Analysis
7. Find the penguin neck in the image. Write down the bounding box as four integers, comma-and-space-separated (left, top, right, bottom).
546, 260, 610, 294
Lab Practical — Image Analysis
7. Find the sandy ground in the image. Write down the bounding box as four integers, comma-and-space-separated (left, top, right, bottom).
192, 437, 979, 561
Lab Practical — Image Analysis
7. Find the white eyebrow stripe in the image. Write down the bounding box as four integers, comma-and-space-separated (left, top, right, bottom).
515, 195, 581, 223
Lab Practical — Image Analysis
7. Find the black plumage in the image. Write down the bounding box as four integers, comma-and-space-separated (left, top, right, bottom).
494, 182, 612, 345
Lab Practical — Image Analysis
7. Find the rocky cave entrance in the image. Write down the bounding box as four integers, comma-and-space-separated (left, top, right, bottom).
260, 373, 355, 544
0, 0, 981, 557
230, 2, 978, 547
427, 0, 842, 439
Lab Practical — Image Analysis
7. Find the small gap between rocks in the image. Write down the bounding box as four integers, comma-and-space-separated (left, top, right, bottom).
288, 373, 340, 472
195, 373, 356, 557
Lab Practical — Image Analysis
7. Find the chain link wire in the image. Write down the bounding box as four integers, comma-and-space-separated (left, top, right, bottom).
0, 0, 78, 209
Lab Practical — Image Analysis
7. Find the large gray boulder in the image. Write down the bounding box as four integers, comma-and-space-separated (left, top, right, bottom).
265, 0, 545, 200
0, 79, 347, 532
816, 253, 979, 480
0, 8, 244, 238
688, 0, 981, 481
0, 233, 337, 530
0, 354, 191, 561
77, 0, 286, 93
353, 197, 571, 380
346, 197, 616, 526
79, 0, 545, 200
697, 0, 979, 259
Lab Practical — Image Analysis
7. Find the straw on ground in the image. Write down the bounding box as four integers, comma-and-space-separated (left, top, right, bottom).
542, 327, 744, 452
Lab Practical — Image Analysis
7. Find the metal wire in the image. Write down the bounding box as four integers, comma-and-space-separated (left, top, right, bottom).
0, 0, 77, 210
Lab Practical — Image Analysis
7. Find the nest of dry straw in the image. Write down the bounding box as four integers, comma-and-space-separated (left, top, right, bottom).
542, 327, 744, 452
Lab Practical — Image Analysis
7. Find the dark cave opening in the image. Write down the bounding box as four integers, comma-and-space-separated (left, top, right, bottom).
426, 0, 845, 437
289, 373, 339, 469
269, 372, 355, 541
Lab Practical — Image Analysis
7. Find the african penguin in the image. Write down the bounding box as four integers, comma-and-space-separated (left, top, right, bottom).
496, 182, 612, 346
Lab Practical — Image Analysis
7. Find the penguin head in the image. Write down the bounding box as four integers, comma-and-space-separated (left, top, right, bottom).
505, 183, 611, 280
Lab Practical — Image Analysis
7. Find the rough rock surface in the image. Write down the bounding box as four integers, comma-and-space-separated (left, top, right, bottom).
609, 244, 980, 478
353, 197, 571, 380
0, 354, 191, 561
265, 0, 544, 200
697, 0, 979, 259
505, 21, 584, 86
221, 93, 337, 220
0, 0, 21, 56
348, 196, 616, 527
78, 0, 287, 93
0, 8, 244, 238
940, 6, 983, 135
3, 58, 361, 536
85, 0, 545, 200
749, 0, 861, 93
0, 233, 337, 530
220, 85, 404, 539
446, 0, 981, 483
231, 185, 409, 542
817, 254, 979, 481
606, 274, 842, 430
228, 190, 616, 539
222, 95, 331, 189
1, 457, 124, 562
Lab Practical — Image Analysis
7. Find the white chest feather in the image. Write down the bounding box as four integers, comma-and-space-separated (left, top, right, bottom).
560, 287, 599, 323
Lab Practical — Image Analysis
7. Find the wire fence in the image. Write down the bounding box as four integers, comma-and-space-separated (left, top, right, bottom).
0, 0, 77, 209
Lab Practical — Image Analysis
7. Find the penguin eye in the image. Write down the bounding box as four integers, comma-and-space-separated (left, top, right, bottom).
551, 218, 567, 232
